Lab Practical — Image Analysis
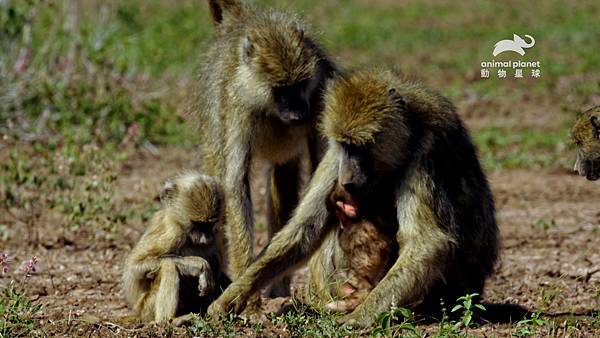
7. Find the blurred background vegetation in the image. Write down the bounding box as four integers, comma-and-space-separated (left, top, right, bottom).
0, 0, 598, 238
1, 0, 598, 165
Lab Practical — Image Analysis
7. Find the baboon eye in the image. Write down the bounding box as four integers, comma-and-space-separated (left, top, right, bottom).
388, 88, 397, 96
342, 143, 366, 156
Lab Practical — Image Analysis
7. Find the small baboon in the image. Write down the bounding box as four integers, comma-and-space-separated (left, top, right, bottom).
189, 0, 338, 298
571, 105, 600, 181
122, 171, 230, 324
209, 69, 499, 327
320, 184, 395, 313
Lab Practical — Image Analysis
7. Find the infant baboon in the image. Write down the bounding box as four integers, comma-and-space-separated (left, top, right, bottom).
571, 105, 600, 181
323, 184, 394, 313
209, 69, 498, 327
122, 172, 229, 324
189, 0, 338, 298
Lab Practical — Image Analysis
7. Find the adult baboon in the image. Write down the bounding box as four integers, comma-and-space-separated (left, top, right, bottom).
571, 105, 600, 181
189, 0, 338, 298
209, 69, 499, 327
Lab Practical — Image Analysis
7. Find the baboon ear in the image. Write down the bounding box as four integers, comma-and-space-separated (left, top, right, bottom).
159, 180, 177, 204
292, 22, 305, 40
388, 87, 407, 109
242, 37, 253, 62
208, 0, 244, 27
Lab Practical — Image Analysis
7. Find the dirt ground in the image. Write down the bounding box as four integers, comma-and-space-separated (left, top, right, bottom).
1, 144, 598, 336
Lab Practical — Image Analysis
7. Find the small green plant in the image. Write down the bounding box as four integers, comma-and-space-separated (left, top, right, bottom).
592, 288, 600, 328
513, 288, 551, 337
221, 313, 237, 338
270, 301, 353, 337
534, 218, 556, 230
251, 320, 264, 336
0, 254, 43, 337
371, 304, 422, 337
187, 314, 218, 337
512, 311, 546, 337
450, 293, 486, 334
436, 299, 461, 338
435, 293, 486, 337
187, 313, 239, 338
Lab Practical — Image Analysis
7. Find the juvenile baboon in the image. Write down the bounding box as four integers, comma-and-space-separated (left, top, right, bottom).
208, 69, 499, 327
571, 105, 600, 181
122, 171, 229, 324
320, 184, 395, 313
189, 0, 338, 298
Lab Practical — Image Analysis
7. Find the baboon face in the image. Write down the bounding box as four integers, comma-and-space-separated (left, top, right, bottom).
271, 80, 310, 124
572, 108, 600, 181
322, 71, 411, 199
337, 143, 371, 198
241, 19, 319, 124
189, 220, 218, 246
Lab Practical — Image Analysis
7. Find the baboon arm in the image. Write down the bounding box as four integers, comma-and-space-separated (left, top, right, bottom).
169, 256, 208, 274
346, 182, 452, 327
223, 111, 254, 279
169, 256, 215, 296
126, 212, 184, 281
209, 149, 339, 314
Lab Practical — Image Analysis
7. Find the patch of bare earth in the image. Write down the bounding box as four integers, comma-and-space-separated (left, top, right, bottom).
1, 144, 599, 336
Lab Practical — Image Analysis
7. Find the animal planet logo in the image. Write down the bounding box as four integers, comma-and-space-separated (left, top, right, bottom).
493, 34, 535, 56
480, 33, 541, 79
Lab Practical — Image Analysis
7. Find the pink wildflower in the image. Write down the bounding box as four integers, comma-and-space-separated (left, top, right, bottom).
20, 256, 38, 278
0, 253, 11, 274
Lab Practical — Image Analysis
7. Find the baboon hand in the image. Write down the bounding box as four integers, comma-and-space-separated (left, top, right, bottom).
207, 283, 249, 316
341, 313, 361, 327
168, 256, 211, 278
207, 299, 227, 318
325, 300, 358, 313
197, 270, 215, 297
342, 307, 374, 328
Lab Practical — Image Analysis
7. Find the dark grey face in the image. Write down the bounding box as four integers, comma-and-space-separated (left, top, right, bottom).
338, 143, 371, 197
575, 149, 600, 181
574, 116, 600, 181
189, 221, 217, 246
272, 80, 310, 124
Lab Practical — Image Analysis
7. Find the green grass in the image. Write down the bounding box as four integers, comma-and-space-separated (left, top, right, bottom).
0, 282, 43, 337
2, 0, 598, 168
473, 126, 570, 169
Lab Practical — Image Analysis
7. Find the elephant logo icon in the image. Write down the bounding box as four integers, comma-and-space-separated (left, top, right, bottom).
492, 34, 535, 56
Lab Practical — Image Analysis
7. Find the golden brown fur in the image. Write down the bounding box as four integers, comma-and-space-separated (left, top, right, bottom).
189, 0, 338, 298
571, 105, 600, 180
122, 171, 229, 324
208, 69, 498, 327
320, 185, 394, 312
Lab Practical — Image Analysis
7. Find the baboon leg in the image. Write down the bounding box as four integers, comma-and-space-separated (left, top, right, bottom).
136, 290, 157, 322
153, 259, 180, 323
266, 158, 302, 297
